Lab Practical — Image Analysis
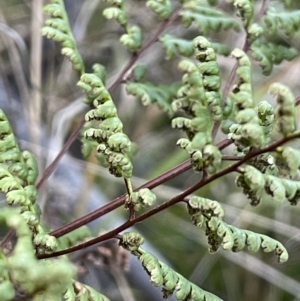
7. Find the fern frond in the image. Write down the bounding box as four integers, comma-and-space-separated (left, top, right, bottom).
275, 146, 300, 178
42, 0, 84, 74
0, 109, 57, 254
263, 7, 300, 37
257, 100, 274, 143
228, 49, 265, 154
160, 34, 194, 60
187, 196, 289, 262
103, 0, 143, 52
126, 188, 157, 211
251, 41, 298, 75
236, 165, 300, 205
227, 0, 254, 28
269, 82, 296, 136
146, 0, 172, 20
181, 3, 240, 34
126, 81, 181, 115
131, 64, 147, 82
120, 231, 223, 301
120, 25, 143, 52
78, 73, 133, 179
171, 37, 224, 173
0, 208, 75, 300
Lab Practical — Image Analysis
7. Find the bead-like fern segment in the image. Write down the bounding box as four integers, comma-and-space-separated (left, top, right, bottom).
251, 42, 298, 75
159, 35, 231, 60
0, 110, 57, 254
125, 188, 157, 211
42, 0, 84, 74
103, 0, 142, 52
235, 165, 266, 205
268, 82, 296, 136
257, 100, 274, 144
263, 7, 300, 37
193, 36, 223, 121
172, 37, 222, 174
275, 146, 300, 178
187, 196, 289, 263
119, 231, 223, 301
227, 0, 254, 29
236, 165, 300, 205
78, 74, 133, 179
228, 49, 264, 155
181, 2, 240, 34
146, 0, 172, 20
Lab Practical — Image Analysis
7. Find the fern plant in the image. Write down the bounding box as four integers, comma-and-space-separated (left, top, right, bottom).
1, 0, 300, 300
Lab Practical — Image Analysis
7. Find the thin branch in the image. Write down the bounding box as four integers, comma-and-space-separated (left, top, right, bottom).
295, 95, 300, 106
0, 229, 15, 248
38, 131, 300, 259
222, 155, 242, 161
108, 7, 182, 92
49, 159, 192, 238
49, 139, 231, 238
256, 0, 270, 22
36, 118, 85, 189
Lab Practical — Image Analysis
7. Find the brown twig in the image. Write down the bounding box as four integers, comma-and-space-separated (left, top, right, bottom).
38, 131, 300, 259
222, 155, 242, 161
295, 95, 300, 106
49, 139, 231, 238
0, 229, 15, 248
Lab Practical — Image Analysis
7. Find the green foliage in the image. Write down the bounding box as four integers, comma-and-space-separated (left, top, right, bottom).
2, 0, 300, 300
78, 73, 133, 178
126, 81, 181, 115
227, 0, 254, 28
103, 0, 143, 52
160, 34, 195, 60
172, 36, 223, 173
181, 2, 240, 34
251, 42, 298, 75
236, 165, 300, 205
269, 83, 296, 136
131, 64, 148, 82
147, 0, 172, 20
187, 196, 288, 263
126, 188, 157, 211
227, 48, 265, 154
0, 208, 76, 300
0, 109, 58, 254
42, 0, 84, 74
120, 231, 223, 301
263, 7, 300, 37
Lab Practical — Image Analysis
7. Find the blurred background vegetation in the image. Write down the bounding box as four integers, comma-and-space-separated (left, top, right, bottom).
1, 0, 300, 300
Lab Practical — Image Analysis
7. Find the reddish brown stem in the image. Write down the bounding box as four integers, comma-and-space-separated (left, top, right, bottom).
38, 132, 300, 259
50, 159, 192, 238
49, 139, 231, 239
